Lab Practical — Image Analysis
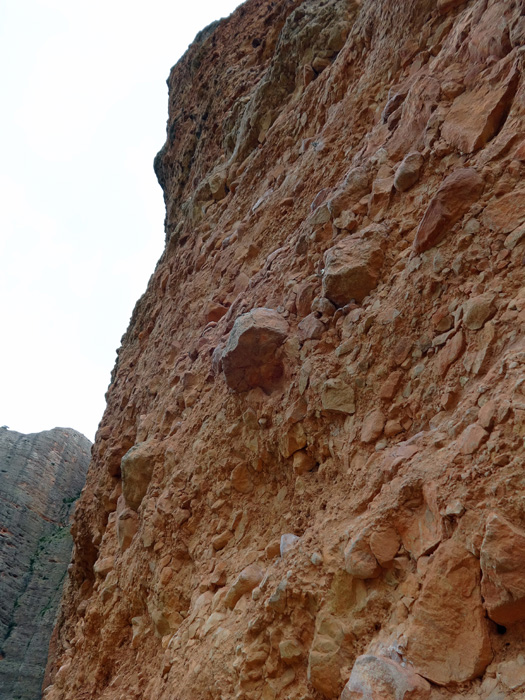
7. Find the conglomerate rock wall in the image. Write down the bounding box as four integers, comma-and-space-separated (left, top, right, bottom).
45, 1, 525, 698
0, 427, 91, 700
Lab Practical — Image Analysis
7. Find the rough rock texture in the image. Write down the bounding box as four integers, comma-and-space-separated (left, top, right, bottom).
45, 1, 525, 699
0, 427, 90, 700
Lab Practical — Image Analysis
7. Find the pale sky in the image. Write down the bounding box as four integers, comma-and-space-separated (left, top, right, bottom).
0, 0, 243, 441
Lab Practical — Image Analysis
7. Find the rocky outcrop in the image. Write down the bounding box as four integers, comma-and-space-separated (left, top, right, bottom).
45, 1, 525, 699
0, 427, 90, 700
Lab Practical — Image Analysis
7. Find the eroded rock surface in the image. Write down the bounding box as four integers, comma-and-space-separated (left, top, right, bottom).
44, 1, 525, 699
0, 427, 90, 700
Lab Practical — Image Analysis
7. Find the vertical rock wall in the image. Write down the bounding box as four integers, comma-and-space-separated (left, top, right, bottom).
46, 1, 525, 699
0, 427, 91, 699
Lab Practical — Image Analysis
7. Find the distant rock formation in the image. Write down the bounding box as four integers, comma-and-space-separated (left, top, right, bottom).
0, 427, 90, 700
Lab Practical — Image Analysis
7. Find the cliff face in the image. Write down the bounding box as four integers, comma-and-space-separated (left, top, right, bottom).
45, 1, 525, 699
0, 427, 91, 700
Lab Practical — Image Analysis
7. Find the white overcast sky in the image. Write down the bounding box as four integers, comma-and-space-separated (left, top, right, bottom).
0, 0, 242, 441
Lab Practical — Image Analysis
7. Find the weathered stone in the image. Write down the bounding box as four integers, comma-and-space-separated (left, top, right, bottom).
480, 513, 525, 626
321, 378, 356, 414
292, 450, 317, 475
267, 579, 287, 614
224, 564, 264, 609
436, 330, 465, 374
279, 423, 307, 458
463, 294, 496, 330
280, 533, 300, 557
361, 409, 385, 444
117, 508, 139, 552
323, 239, 384, 306
482, 188, 525, 234
308, 614, 355, 698
368, 177, 394, 222
341, 654, 431, 700
395, 485, 443, 560
369, 526, 400, 566
478, 400, 497, 430
222, 308, 289, 392
298, 313, 325, 340
459, 423, 488, 455
379, 371, 403, 400
265, 540, 281, 560
394, 152, 424, 192
121, 441, 159, 511
497, 658, 525, 691
93, 556, 114, 578
231, 463, 253, 493
413, 169, 484, 254
333, 210, 357, 231
504, 223, 525, 250
212, 529, 233, 551
442, 65, 519, 153
209, 170, 228, 200
296, 281, 317, 317
344, 533, 381, 579
279, 639, 303, 664
405, 539, 492, 684
437, 0, 467, 13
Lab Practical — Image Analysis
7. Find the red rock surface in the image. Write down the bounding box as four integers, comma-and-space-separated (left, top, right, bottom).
44, 1, 525, 699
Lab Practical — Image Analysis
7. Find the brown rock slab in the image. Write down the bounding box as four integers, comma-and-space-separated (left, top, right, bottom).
395, 485, 443, 560
459, 423, 488, 455
482, 188, 525, 233
230, 463, 253, 493
504, 223, 525, 250
279, 422, 307, 458
344, 533, 381, 579
341, 654, 430, 700
279, 639, 303, 665
298, 313, 325, 340
442, 65, 519, 153
308, 614, 355, 698
222, 308, 289, 392
121, 441, 159, 511
497, 658, 525, 691
292, 450, 317, 475
212, 529, 233, 551
368, 177, 394, 222
323, 238, 384, 306
369, 526, 400, 566
380, 370, 403, 400
117, 508, 139, 552
224, 564, 264, 609
463, 293, 496, 330
321, 378, 356, 414
436, 330, 465, 375
394, 152, 424, 192
438, 0, 467, 12
413, 169, 484, 254
405, 539, 492, 685
361, 409, 385, 444
480, 513, 525, 626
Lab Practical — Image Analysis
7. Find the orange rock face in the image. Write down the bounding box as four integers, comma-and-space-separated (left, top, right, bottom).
44, 1, 525, 699
405, 539, 493, 685
412, 168, 484, 254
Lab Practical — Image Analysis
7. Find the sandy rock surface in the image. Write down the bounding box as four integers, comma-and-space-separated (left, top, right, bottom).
44, 1, 525, 699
